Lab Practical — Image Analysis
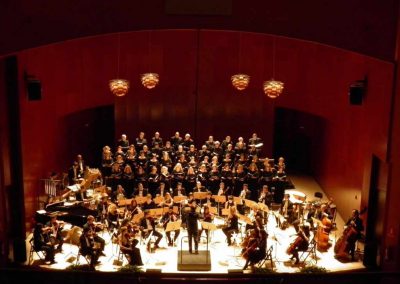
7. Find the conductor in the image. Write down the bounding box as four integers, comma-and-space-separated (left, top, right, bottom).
186, 202, 199, 254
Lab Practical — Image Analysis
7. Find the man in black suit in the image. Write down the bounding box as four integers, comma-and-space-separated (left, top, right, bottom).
185, 202, 199, 254
33, 222, 56, 264
170, 131, 183, 150
152, 131, 163, 148
248, 133, 262, 147
45, 215, 64, 251
79, 226, 101, 269
83, 215, 105, 255
68, 161, 81, 185
75, 154, 87, 177
117, 134, 130, 152
345, 209, 364, 261
135, 131, 147, 152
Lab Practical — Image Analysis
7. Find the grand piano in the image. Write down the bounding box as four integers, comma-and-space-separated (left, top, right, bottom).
35, 200, 98, 228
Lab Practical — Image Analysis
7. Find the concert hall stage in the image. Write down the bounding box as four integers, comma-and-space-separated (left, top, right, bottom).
26, 176, 365, 274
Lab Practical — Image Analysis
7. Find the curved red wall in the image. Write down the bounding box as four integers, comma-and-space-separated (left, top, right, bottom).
18, 30, 393, 227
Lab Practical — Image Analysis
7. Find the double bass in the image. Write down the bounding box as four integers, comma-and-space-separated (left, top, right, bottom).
334, 224, 358, 258
334, 207, 366, 258
316, 216, 332, 251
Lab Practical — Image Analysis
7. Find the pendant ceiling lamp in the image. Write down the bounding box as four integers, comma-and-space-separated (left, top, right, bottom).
109, 33, 129, 97
263, 37, 284, 98
231, 33, 250, 91
141, 31, 159, 89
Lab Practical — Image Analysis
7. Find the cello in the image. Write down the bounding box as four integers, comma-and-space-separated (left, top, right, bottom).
286, 236, 303, 255
241, 229, 258, 259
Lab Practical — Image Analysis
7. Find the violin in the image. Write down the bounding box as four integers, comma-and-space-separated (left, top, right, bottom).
90, 221, 105, 233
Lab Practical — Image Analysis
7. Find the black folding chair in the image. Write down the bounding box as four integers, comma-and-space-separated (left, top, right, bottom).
299, 238, 317, 265
28, 238, 45, 264
76, 244, 91, 265
257, 245, 274, 269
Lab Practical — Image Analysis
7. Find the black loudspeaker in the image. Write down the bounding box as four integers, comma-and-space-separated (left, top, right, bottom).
349, 80, 366, 105
27, 79, 42, 101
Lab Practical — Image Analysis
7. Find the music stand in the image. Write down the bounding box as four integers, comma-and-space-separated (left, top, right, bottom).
212, 195, 226, 216
149, 208, 164, 218
135, 196, 147, 205
221, 208, 230, 217
237, 213, 252, 238
237, 213, 253, 226
209, 207, 218, 215
258, 202, 269, 212
200, 221, 217, 245
118, 198, 131, 207
244, 199, 257, 209
132, 212, 144, 224
193, 192, 207, 206
201, 221, 217, 231
173, 195, 187, 218
165, 220, 182, 247
233, 196, 243, 205
173, 195, 187, 204
153, 196, 164, 205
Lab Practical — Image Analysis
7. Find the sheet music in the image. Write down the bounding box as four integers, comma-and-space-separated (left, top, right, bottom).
67, 184, 80, 192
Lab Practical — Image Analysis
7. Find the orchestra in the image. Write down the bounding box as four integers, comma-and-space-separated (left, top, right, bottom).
29, 130, 364, 272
